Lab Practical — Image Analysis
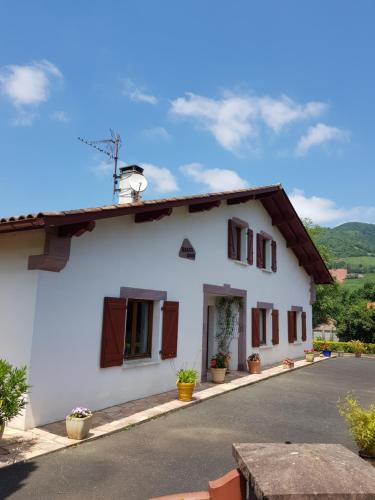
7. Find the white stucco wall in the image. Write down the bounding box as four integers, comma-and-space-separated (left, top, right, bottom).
0, 230, 44, 428
4, 201, 314, 428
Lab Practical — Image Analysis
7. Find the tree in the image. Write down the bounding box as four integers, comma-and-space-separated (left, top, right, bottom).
337, 302, 375, 343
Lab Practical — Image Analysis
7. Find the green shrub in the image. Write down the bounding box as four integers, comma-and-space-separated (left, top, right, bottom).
313, 340, 375, 354
0, 359, 30, 425
176, 368, 198, 384
337, 393, 375, 453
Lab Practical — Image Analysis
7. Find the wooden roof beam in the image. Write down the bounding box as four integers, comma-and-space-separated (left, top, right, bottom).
188, 200, 221, 213
134, 208, 172, 223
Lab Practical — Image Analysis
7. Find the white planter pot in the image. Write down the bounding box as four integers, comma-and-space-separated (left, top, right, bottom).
211, 367, 227, 383
66, 415, 92, 440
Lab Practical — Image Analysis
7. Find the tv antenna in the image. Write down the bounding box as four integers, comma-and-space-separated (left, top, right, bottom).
78, 129, 121, 194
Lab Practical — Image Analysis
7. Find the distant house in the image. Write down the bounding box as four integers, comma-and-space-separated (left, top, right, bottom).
313, 319, 338, 341
0, 167, 332, 430
367, 302, 375, 310
329, 268, 347, 283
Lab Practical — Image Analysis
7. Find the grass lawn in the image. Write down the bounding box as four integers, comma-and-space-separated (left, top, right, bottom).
342, 272, 375, 291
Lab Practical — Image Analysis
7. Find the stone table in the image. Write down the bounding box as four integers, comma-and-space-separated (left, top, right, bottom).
232, 443, 375, 499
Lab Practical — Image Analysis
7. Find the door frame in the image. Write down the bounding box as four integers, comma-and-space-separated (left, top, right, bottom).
201, 283, 247, 381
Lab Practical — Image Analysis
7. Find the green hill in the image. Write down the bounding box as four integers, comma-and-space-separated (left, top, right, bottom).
316, 222, 375, 259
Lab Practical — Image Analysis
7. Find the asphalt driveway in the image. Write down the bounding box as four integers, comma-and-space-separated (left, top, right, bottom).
1, 357, 374, 500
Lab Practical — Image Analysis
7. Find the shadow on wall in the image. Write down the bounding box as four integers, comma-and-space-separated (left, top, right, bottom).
0, 461, 38, 498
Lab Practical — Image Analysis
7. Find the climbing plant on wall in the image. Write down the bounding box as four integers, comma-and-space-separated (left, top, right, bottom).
215, 296, 242, 353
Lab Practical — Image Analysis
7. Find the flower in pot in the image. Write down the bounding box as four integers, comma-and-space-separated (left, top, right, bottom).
210, 352, 227, 383
176, 368, 198, 402
66, 407, 93, 440
304, 349, 315, 363
247, 353, 261, 374
349, 340, 365, 358
282, 358, 294, 369
321, 343, 332, 357
0, 359, 30, 440
337, 393, 375, 461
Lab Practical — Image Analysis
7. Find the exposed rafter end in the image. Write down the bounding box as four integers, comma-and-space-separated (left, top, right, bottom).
299, 257, 320, 267
58, 220, 96, 237
227, 195, 254, 205
287, 238, 308, 249
134, 208, 172, 223
272, 214, 295, 226
188, 200, 221, 213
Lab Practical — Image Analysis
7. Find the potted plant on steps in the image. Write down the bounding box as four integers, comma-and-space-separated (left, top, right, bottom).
176, 368, 198, 402
0, 359, 30, 440
337, 393, 375, 463
210, 352, 227, 383
66, 407, 93, 440
304, 349, 315, 362
247, 353, 261, 374
349, 340, 365, 358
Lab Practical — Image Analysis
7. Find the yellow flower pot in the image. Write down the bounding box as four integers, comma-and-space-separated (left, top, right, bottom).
177, 382, 195, 402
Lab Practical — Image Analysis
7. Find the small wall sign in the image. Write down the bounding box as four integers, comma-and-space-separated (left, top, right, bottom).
179, 238, 196, 261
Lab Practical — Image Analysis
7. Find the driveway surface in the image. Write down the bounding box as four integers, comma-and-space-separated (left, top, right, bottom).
1, 357, 374, 500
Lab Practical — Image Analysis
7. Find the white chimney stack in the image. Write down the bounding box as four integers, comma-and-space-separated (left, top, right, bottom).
118, 165, 148, 204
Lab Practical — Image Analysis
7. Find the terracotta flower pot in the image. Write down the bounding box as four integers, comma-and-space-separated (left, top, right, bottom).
211, 367, 227, 383
305, 353, 315, 363
247, 360, 261, 374
177, 382, 195, 402
66, 415, 92, 440
0, 422, 4, 440
355, 352, 362, 358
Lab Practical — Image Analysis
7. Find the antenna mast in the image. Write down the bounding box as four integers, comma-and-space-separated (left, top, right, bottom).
78, 129, 122, 194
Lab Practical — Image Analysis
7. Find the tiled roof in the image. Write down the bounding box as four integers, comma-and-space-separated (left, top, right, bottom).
0, 184, 333, 284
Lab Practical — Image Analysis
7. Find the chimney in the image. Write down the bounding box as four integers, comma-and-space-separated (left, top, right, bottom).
118, 165, 147, 204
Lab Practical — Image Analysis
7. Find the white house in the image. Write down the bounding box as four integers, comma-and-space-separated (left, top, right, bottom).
0, 166, 331, 429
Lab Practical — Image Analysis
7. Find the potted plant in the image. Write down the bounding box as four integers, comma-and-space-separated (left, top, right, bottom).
321, 343, 332, 357
349, 340, 365, 358
337, 393, 375, 462
210, 352, 227, 383
282, 358, 294, 369
247, 353, 261, 374
66, 407, 93, 440
0, 359, 30, 440
176, 368, 198, 402
304, 349, 315, 363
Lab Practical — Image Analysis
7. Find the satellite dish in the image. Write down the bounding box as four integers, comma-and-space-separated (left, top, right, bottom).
129, 173, 148, 193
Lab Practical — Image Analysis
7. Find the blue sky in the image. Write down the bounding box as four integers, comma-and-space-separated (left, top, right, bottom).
0, 1, 374, 226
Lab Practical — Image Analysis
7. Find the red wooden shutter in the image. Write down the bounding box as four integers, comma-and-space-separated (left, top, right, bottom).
161, 301, 179, 359
301, 311, 307, 341
287, 311, 295, 343
247, 229, 253, 265
256, 233, 264, 268
228, 219, 237, 260
272, 309, 279, 345
271, 240, 277, 272
100, 297, 126, 368
252, 308, 260, 347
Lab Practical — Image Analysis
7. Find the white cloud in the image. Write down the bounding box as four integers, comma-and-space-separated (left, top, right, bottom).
93, 161, 113, 177
289, 188, 375, 225
140, 163, 178, 193
170, 91, 327, 152
0, 59, 62, 107
141, 126, 171, 140
123, 79, 157, 105
296, 123, 350, 156
12, 110, 37, 126
181, 162, 248, 192
50, 110, 69, 123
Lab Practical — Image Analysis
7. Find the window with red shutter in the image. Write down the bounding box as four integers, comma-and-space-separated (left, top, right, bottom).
100, 297, 127, 368
228, 219, 236, 259
161, 301, 179, 359
272, 309, 279, 345
252, 308, 260, 347
287, 310, 297, 343
256, 233, 264, 268
271, 240, 277, 272
301, 311, 307, 342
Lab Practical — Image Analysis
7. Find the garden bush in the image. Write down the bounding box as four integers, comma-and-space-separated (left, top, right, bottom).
313, 340, 375, 354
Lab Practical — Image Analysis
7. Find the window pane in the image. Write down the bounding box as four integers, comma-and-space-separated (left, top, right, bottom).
135, 302, 149, 354
125, 303, 133, 356
236, 227, 242, 260
259, 309, 267, 345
